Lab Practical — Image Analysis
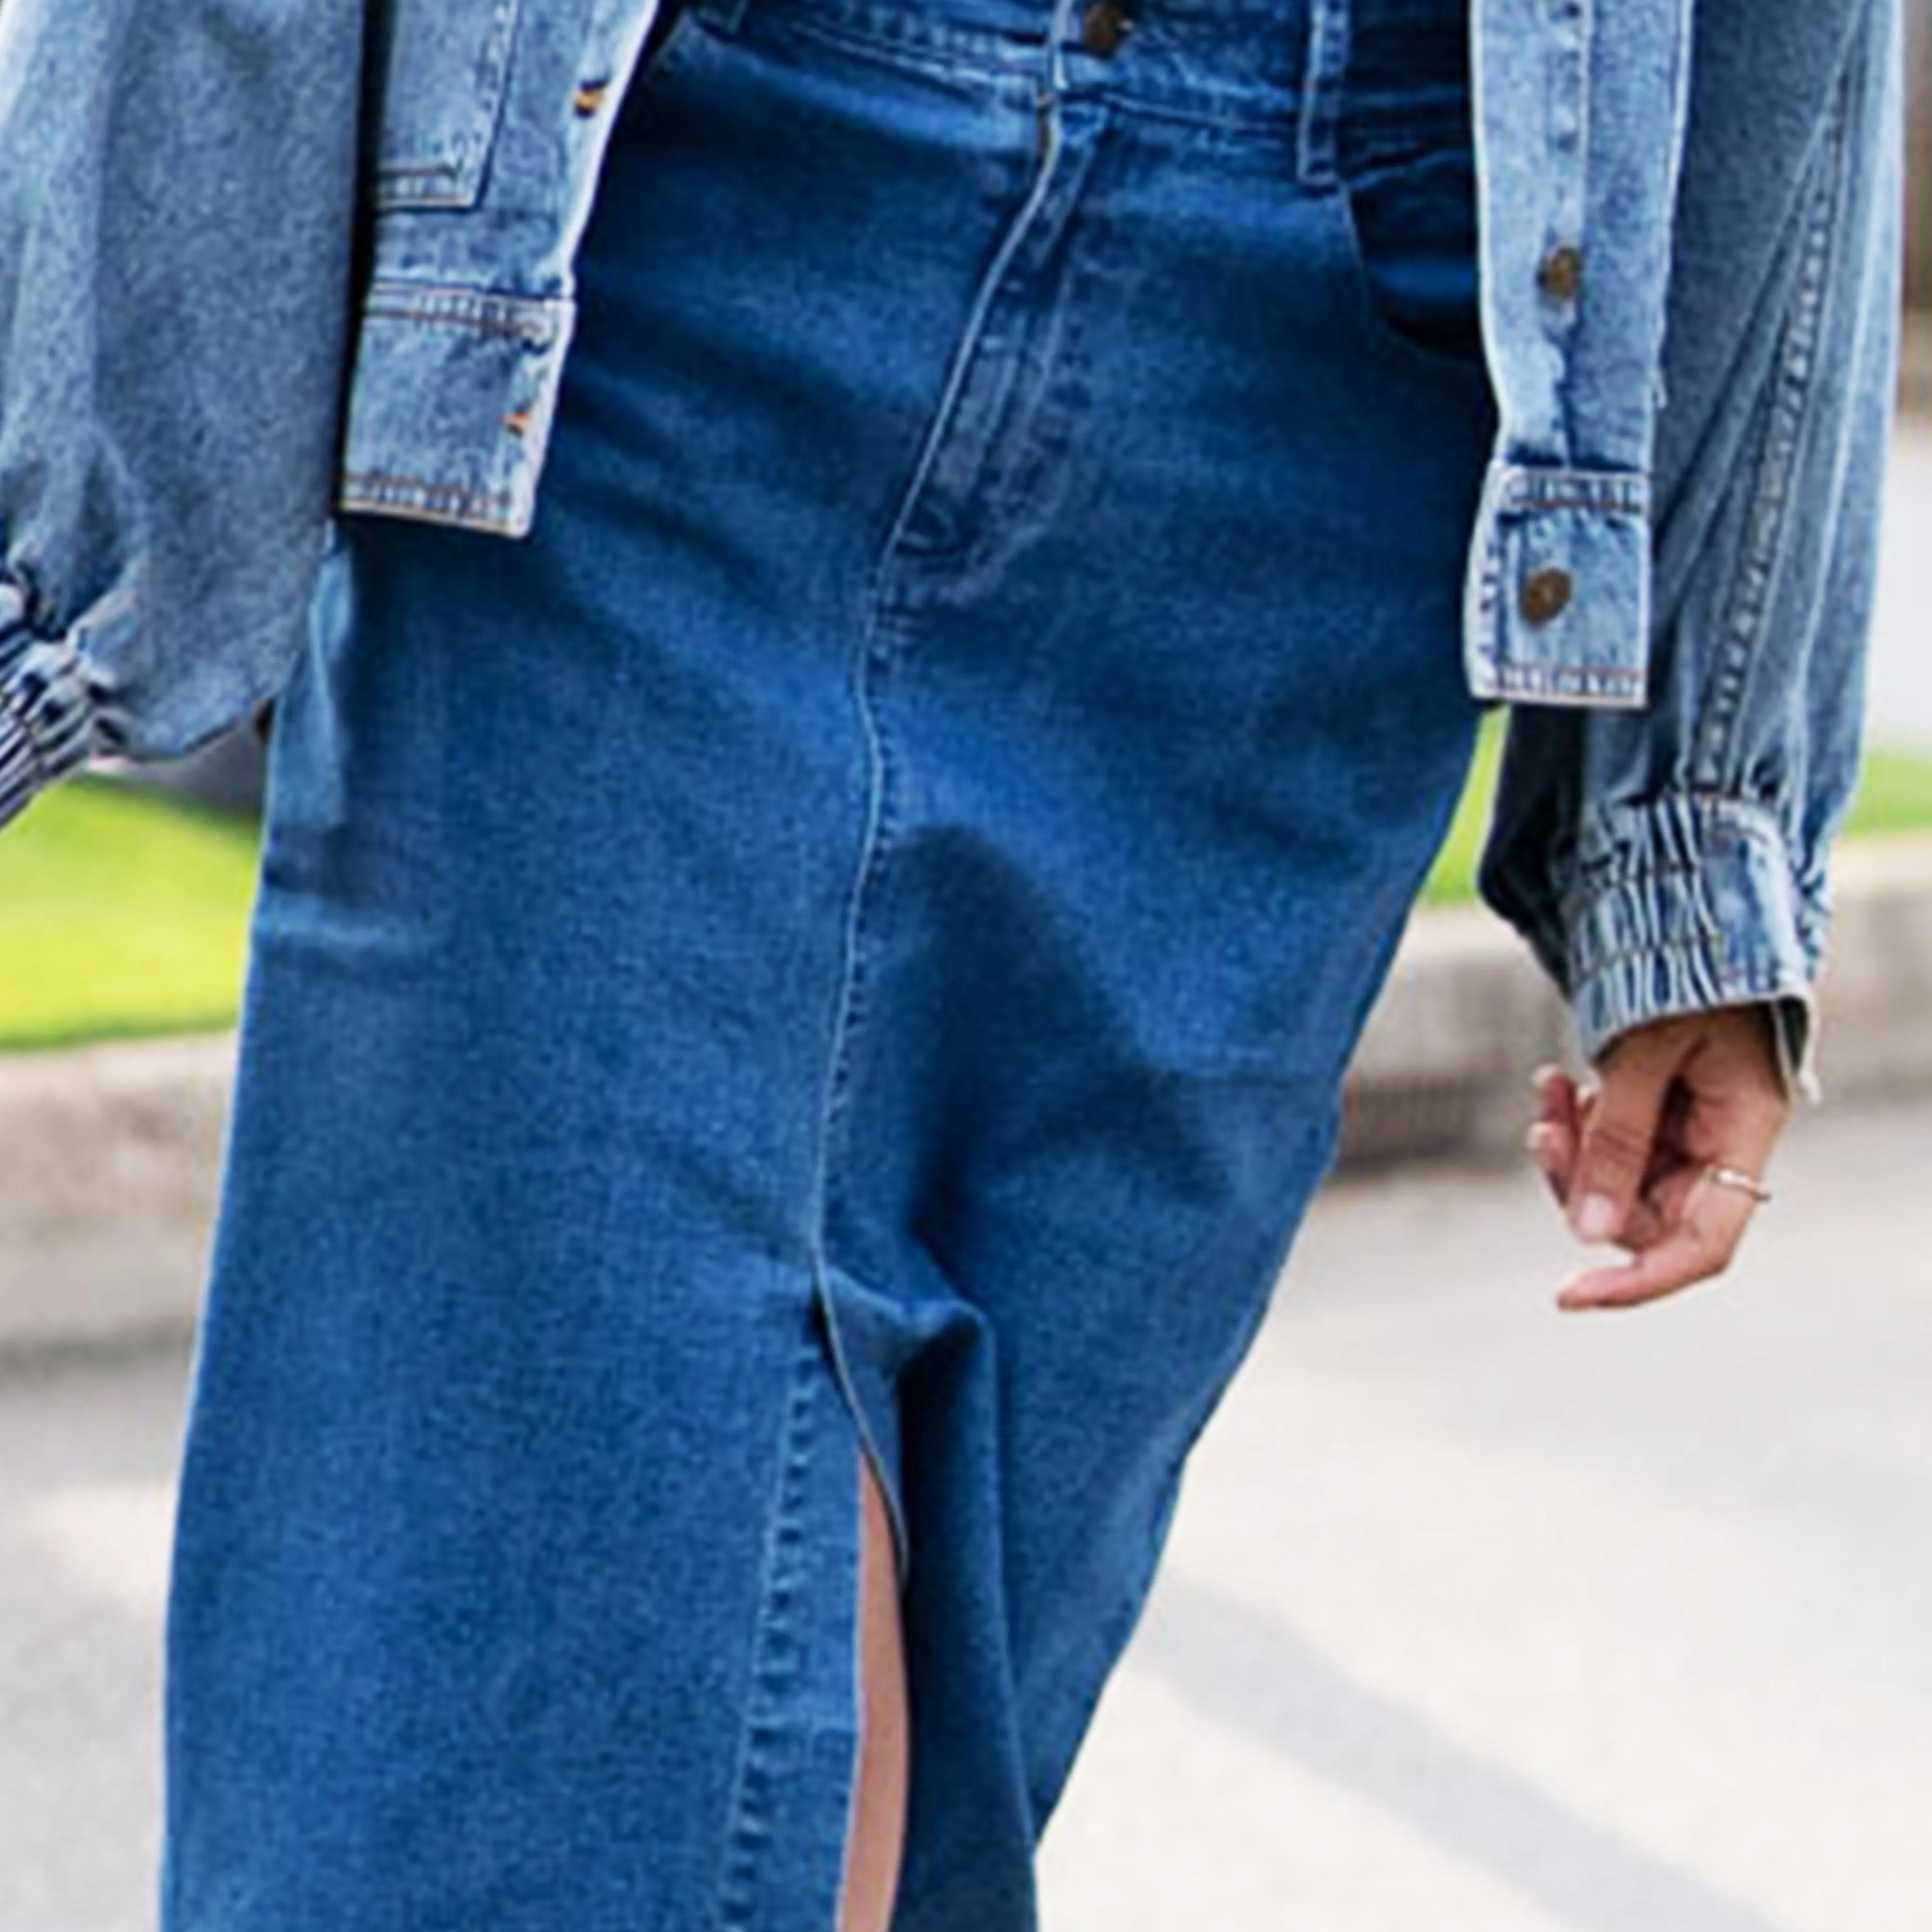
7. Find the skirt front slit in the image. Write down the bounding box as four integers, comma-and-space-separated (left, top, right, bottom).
161, 0, 1496, 1924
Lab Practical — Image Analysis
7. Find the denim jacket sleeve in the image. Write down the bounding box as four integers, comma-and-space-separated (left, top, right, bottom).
0, 0, 363, 832
1478, 0, 1905, 1102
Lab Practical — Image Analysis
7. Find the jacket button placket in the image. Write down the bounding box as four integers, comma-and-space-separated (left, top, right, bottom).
1536, 243, 1584, 306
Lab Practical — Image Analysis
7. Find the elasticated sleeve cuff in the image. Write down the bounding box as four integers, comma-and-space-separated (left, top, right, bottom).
1557, 793, 1824, 1103
0, 586, 100, 833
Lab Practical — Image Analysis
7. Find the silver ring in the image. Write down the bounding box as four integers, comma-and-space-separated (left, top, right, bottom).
1704, 1164, 1773, 1206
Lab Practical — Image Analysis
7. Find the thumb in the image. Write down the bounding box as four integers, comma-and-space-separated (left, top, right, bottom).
1569, 1035, 1682, 1244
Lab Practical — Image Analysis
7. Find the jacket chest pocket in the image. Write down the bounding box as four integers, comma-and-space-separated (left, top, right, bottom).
370, 0, 526, 210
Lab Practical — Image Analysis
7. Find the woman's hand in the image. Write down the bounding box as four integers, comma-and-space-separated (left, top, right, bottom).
1527, 1005, 1792, 1312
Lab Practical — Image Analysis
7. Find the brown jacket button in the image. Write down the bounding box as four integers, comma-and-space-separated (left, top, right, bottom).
1536, 244, 1584, 304
1519, 567, 1574, 625
1081, 0, 1133, 55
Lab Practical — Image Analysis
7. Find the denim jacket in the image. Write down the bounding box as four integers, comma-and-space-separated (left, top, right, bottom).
0, 0, 1905, 1095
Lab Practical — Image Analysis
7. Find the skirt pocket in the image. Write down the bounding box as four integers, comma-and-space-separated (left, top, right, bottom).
1323, 95, 1487, 380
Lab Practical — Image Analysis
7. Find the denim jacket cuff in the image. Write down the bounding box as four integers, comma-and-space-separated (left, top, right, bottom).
1556, 793, 1824, 1105
1462, 462, 1653, 710
0, 580, 100, 833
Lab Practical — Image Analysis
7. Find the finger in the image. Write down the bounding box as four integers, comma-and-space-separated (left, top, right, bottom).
1557, 1172, 1758, 1309
1528, 1067, 1582, 1203
1533, 1065, 1581, 1138
1615, 1121, 1709, 1248
1581, 1092, 1769, 1262
1693, 1073, 1790, 1196
1527, 1121, 1571, 1206
1534, 1058, 1731, 1248
1560, 1081, 1718, 1248
1568, 1038, 1683, 1246
1602, 1177, 1678, 1255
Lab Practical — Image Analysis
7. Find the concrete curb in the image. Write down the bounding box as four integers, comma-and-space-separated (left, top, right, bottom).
0, 1034, 233, 1359
3, 837, 1931, 1355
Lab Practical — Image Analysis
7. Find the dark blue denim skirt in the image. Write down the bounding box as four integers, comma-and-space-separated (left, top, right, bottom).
163, 0, 1496, 1925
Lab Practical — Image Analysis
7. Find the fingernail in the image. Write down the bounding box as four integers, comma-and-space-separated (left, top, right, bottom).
1556, 1270, 1597, 1309
1573, 1193, 1619, 1242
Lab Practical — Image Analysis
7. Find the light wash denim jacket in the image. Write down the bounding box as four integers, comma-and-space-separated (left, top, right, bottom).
0, 0, 1906, 1095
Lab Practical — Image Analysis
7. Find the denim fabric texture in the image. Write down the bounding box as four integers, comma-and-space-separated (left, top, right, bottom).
0, 0, 362, 789
162, 0, 1499, 1924
0, 0, 1907, 1090
1481, 0, 1906, 1089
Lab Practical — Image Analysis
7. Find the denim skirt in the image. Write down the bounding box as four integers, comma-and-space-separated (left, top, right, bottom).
162, 0, 1495, 1925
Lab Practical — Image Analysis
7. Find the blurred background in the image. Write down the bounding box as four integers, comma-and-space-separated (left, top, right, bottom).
1, 14, 1928, 1931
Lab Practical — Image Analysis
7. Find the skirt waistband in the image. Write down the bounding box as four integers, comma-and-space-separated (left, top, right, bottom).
692, 0, 1472, 141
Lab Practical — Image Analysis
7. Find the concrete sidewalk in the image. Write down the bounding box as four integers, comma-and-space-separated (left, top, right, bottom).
1044, 1090, 1932, 1932
6, 1095, 1929, 1932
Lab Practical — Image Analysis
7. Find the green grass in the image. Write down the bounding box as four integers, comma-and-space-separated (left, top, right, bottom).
0, 776, 262, 1050
1420, 723, 1932, 908
1841, 744, 1932, 834
1422, 719, 1508, 908
5, 735, 1932, 1050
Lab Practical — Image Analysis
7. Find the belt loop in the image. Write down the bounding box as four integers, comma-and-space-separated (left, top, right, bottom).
1296, 0, 1348, 187
1046, 0, 1083, 94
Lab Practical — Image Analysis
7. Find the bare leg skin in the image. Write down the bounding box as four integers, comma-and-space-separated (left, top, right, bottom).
839, 1456, 909, 1932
